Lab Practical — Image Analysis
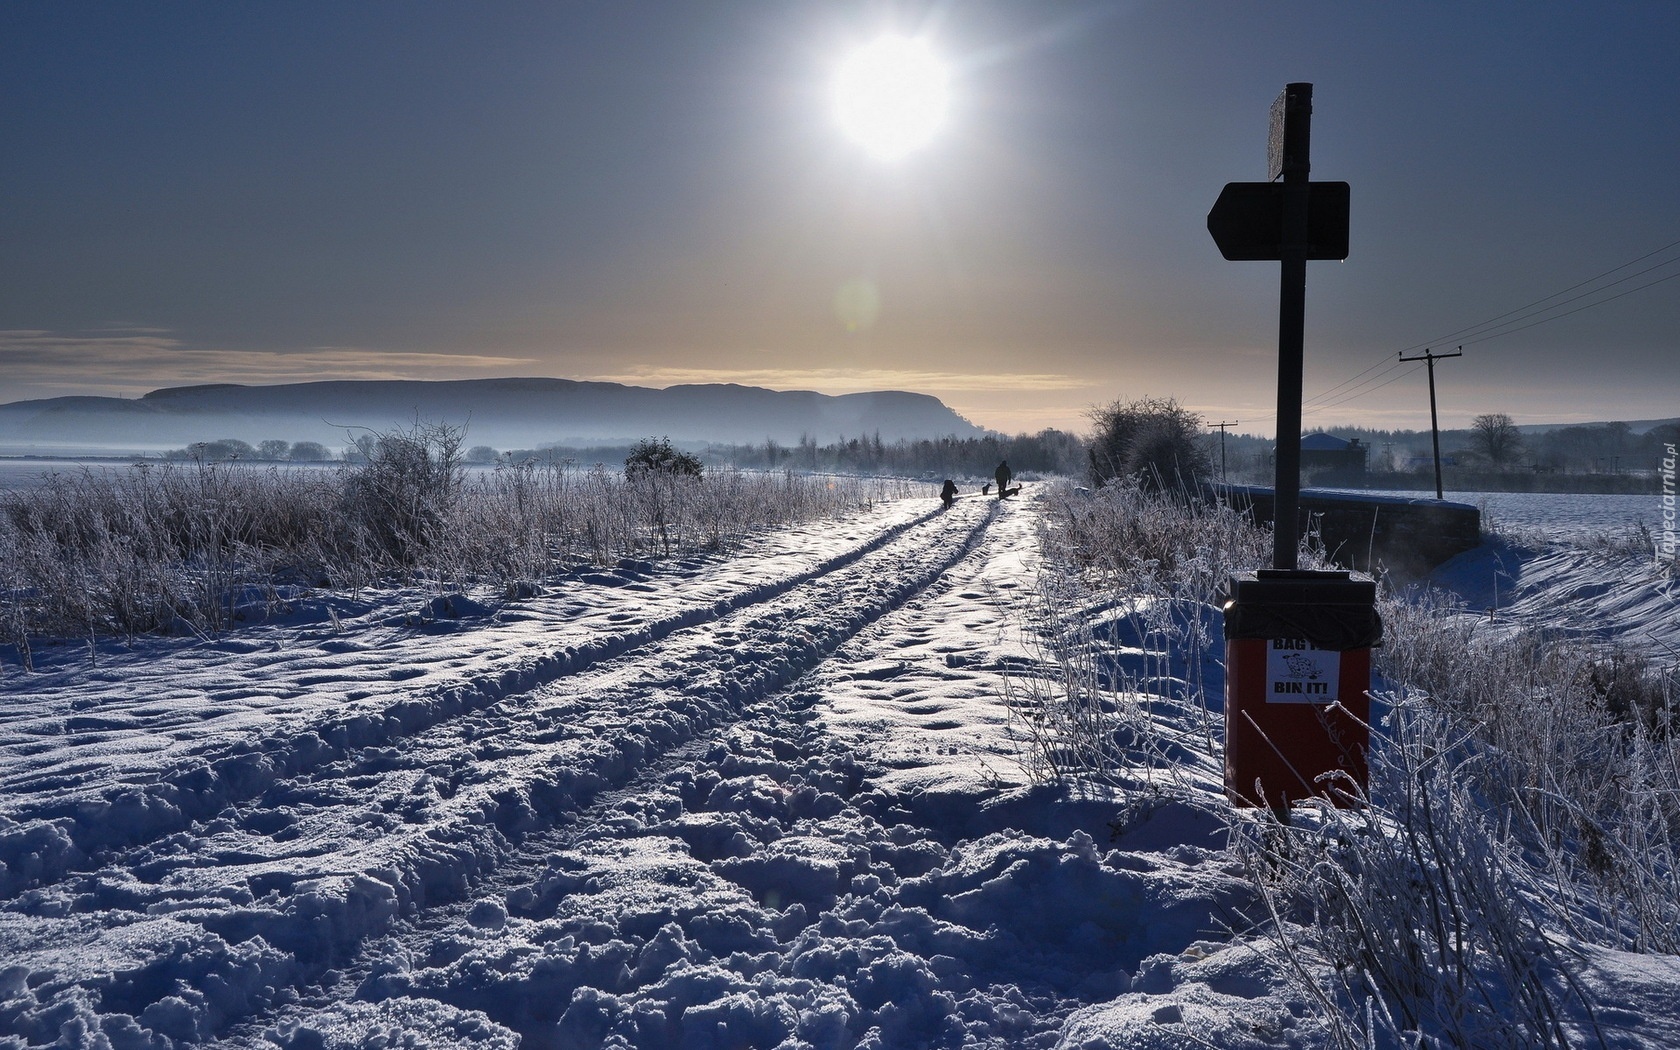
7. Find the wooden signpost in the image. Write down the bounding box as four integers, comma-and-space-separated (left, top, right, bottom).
1207, 83, 1350, 568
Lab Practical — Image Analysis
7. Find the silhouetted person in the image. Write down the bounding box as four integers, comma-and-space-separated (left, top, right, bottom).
940, 479, 958, 509
994, 460, 1012, 498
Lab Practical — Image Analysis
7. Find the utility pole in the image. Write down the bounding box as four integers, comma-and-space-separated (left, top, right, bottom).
1211, 421, 1239, 483
1397, 346, 1461, 499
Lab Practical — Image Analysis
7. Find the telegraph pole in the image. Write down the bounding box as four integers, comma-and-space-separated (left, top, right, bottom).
1397, 346, 1461, 499
1211, 421, 1239, 483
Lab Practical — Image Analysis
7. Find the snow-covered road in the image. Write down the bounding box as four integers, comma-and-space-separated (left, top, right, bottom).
0, 494, 1229, 1048
6, 492, 1678, 1049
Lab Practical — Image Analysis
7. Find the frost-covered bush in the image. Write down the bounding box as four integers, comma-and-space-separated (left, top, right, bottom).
0, 460, 339, 652
1085, 396, 1212, 490
339, 422, 467, 568
1235, 700, 1594, 1050
0, 448, 910, 666
1376, 598, 1680, 953
1242, 588, 1680, 1047
1042, 475, 1273, 601
623, 436, 703, 480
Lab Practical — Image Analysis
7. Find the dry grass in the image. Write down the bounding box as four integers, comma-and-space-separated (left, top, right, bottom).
1030, 478, 1680, 1047
0, 429, 916, 668
1008, 479, 1297, 794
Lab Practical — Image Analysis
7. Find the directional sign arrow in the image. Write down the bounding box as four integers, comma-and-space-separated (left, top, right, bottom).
1207, 181, 1350, 261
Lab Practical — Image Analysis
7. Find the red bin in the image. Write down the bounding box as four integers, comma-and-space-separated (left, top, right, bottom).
1223, 569, 1381, 808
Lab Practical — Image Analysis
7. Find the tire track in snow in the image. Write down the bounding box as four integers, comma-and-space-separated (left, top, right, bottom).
0, 501, 948, 893
227, 499, 1204, 1050
0, 500, 1003, 1045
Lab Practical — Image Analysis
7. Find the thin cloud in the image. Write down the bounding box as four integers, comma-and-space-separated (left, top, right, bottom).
587, 366, 1092, 394
0, 330, 534, 400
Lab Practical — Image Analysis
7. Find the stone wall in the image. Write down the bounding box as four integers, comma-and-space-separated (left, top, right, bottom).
1216, 485, 1481, 578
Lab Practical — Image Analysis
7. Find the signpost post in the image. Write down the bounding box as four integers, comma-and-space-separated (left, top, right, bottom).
1209, 85, 1376, 808
1207, 82, 1348, 568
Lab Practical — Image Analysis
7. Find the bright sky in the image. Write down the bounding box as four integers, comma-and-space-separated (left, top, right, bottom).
3, 2, 1677, 437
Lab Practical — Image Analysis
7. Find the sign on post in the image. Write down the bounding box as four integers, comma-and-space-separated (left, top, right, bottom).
1207, 182, 1350, 262
1264, 637, 1342, 702
1268, 90, 1288, 181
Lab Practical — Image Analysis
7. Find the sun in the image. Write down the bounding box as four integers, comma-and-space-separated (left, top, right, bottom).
832, 36, 949, 161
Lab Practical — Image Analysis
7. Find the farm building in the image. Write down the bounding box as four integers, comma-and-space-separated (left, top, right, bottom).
1265, 432, 1369, 478
1299, 432, 1367, 475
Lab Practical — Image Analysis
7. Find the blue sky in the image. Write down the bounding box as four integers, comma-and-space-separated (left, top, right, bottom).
3, 2, 1677, 435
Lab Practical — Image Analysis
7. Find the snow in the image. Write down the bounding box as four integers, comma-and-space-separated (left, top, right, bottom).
1319, 487, 1664, 542
1424, 532, 1680, 655
1, 490, 1676, 1048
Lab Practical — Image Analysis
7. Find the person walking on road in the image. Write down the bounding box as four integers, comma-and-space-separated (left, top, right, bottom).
940, 479, 958, 509
994, 460, 1012, 498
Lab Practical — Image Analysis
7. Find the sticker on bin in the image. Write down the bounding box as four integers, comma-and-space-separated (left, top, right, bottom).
1266, 638, 1341, 703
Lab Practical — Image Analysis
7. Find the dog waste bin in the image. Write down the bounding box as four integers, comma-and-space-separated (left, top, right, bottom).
1223, 569, 1381, 807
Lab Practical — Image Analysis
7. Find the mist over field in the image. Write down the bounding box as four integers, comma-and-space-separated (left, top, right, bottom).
0, 379, 985, 456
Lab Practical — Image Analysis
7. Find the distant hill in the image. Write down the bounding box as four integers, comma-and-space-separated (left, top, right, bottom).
0, 378, 986, 455
1516, 416, 1679, 435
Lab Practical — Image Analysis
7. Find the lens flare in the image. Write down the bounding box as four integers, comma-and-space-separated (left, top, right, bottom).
832, 278, 882, 332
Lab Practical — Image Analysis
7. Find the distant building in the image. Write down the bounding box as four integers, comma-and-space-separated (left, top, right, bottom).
1276, 432, 1368, 476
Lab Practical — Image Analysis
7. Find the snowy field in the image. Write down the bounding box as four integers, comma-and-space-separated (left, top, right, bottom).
1312, 486, 1662, 543
0, 459, 588, 491
3, 461, 1669, 542
0, 461, 126, 488
0, 460, 342, 497
3, 490, 1679, 1048
1449, 489, 1660, 539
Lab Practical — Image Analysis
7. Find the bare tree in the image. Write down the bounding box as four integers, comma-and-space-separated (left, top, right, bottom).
1470, 413, 1523, 469
1086, 396, 1211, 489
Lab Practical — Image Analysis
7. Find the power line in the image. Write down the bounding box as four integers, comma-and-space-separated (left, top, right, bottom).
1243, 359, 1414, 427
1248, 358, 1419, 424
1266, 234, 1680, 422
1302, 356, 1411, 411
1303, 361, 1424, 417
1300, 354, 1405, 408
1457, 267, 1680, 348
1429, 254, 1680, 349
1395, 234, 1680, 355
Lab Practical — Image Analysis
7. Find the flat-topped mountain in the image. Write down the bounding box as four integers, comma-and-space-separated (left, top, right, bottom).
0, 378, 986, 453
